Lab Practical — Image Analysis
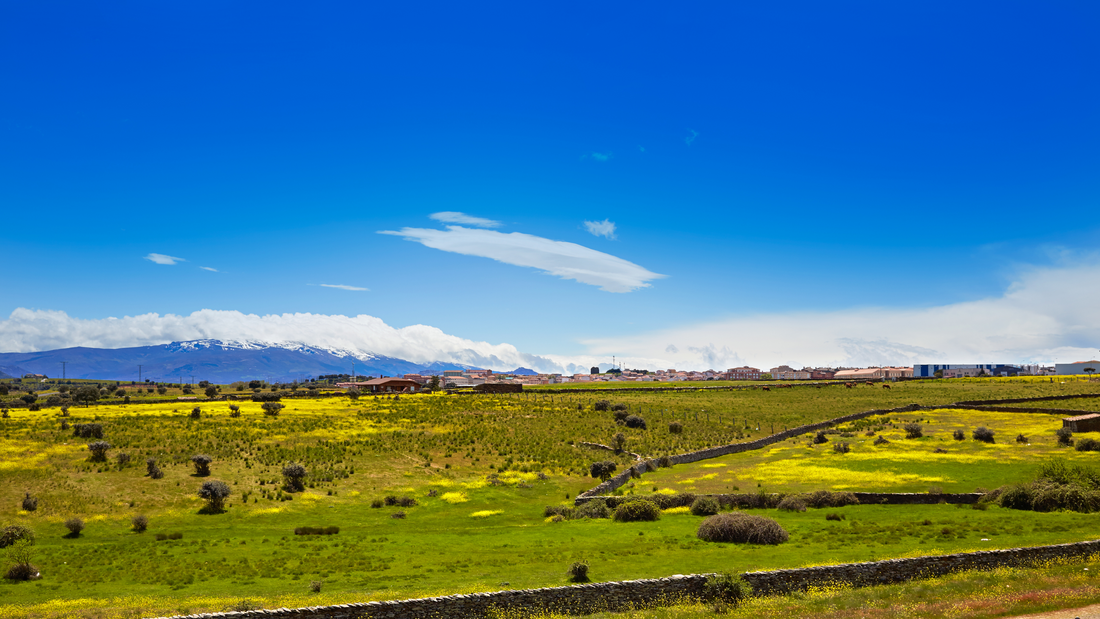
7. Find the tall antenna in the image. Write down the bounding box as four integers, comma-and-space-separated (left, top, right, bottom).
352, 361, 355, 381
60, 361, 67, 380
138, 365, 143, 383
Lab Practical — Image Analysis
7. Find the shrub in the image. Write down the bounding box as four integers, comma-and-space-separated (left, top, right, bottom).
812, 431, 828, 444
191, 454, 213, 476
146, 457, 164, 479
157, 386, 168, 395
115, 452, 131, 468
131, 515, 148, 532
310, 580, 323, 593
658, 455, 672, 467
704, 573, 752, 604
544, 505, 575, 519
612, 498, 660, 522
198, 480, 231, 512
973, 427, 996, 443
593, 400, 611, 412
568, 561, 590, 582
954, 429, 966, 441
668, 421, 683, 434
252, 393, 282, 402
933, 447, 948, 453
1057, 427, 1074, 447
611, 433, 627, 452
611, 402, 627, 412
574, 499, 611, 519
589, 461, 617, 481
73, 423, 104, 439
87, 440, 111, 461
1016, 433, 1028, 444
776, 496, 806, 512
623, 415, 647, 430
391, 511, 406, 519
697, 512, 788, 544
229, 405, 241, 417
294, 526, 340, 535
383, 495, 398, 506
21, 493, 37, 512
801, 490, 860, 508
833, 442, 850, 454
190, 407, 201, 419
1076, 438, 1100, 452
261, 402, 284, 417
0, 525, 34, 548
205, 386, 218, 398
825, 512, 845, 521
64, 518, 84, 537
903, 422, 923, 439
691, 496, 720, 516
613, 409, 630, 423
3, 540, 36, 581
283, 463, 307, 491
397, 496, 418, 508
873, 435, 889, 446
370, 499, 383, 508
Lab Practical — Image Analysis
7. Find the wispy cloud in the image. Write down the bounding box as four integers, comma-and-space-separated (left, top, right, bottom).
378, 225, 664, 292
685, 129, 698, 145
199, 266, 218, 272
144, 253, 185, 265
429, 212, 501, 228
320, 284, 369, 291
589, 152, 611, 162
584, 219, 617, 239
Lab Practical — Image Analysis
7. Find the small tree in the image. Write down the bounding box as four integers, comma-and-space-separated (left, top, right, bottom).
903, 422, 923, 439
611, 432, 627, 453
191, 454, 213, 476
973, 427, 996, 443
1057, 427, 1074, 447
228, 404, 241, 418
429, 375, 441, 390
157, 386, 167, 395
146, 457, 164, 479
87, 441, 110, 462
64, 518, 84, 537
3, 539, 37, 580
812, 431, 828, 444
568, 560, 590, 582
589, 461, 617, 481
205, 386, 218, 398
261, 402, 284, 417
198, 480, 231, 512
283, 462, 307, 492
131, 514, 149, 533
73, 386, 99, 407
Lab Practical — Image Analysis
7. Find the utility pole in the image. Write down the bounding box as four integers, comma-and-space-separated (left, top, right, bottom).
190, 375, 194, 387
352, 361, 355, 381
138, 365, 143, 383
60, 361, 67, 380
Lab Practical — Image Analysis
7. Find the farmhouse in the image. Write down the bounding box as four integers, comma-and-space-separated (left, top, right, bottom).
1063, 413, 1100, 433
338, 377, 423, 393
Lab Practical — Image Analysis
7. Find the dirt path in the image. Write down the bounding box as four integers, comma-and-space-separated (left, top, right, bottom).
1010, 603, 1100, 618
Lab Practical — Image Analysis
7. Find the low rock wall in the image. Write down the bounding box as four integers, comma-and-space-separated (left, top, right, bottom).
150, 540, 1100, 619
575, 492, 983, 506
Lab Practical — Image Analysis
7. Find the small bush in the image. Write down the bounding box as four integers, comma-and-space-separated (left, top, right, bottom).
1057, 427, 1074, 446
87, 440, 111, 462
589, 461, 617, 481
610, 402, 628, 412
146, 457, 164, 479
705, 573, 752, 604
115, 452, 131, 467
613, 409, 630, 423
198, 480, 231, 512
397, 496, 418, 508
191, 454, 213, 476
825, 512, 845, 521
873, 435, 889, 446
294, 526, 340, 535
593, 400, 610, 412
21, 493, 37, 512
252, 393, 282, 402
190, 407, 201, 419
568, 561, 590, 582
131, 515, 148, 533
612, 498, 660, 522
261, 402, 284, 416
611, 433, 627, 453
383, 495, 398, 506
933, 447, 948, 454
283, 463, 307, 492
801, 490, 860, 508
73, 423, 104, 439
812, 431, 828, 444
668, 421, 683, 434
623, 415, 647, 430
544, 505, 575, 519
973, 427, 996, 443
833, 442, 850, 454
64, 518, 84, 537
953, 429, 966, 441
310, 580, 323, 593
1016, 433, 1028, 444
3, 540, 36, 581
691, 496, 720, 516
370, 499, 383, 508
0, 525, 34, 548
1076, 438, 1100, 452
658, 455, 672, 468
155, 532, 184, 541
229, 405, 241, 418
697, 512, 788, 544
391, 511, 406, 519
776, 496, 806, 512
574, 499, 611, 519
903, 422, 923, 439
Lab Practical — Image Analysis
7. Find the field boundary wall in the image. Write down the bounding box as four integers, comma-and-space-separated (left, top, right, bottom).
149, 539, 1100, 619
576, 492, 984, 506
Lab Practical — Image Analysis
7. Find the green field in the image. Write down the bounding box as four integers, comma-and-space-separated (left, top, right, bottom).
2, 379, 1100, 618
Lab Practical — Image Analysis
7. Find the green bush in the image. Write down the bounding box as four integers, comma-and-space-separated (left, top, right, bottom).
697, 512, 788, 544
825, 512, 845, 521
668, 421, 683, 434
776, 496, 806, 512
589, 461, 617, 481
973, 427, 995, 443
87, 441, 110, 462
812, 431, 828, 444
624, 415, 647, 429
903, 422, 923, 439
20, 493, 37, 512
283, 463, 307, 492
801, 490, 860, 508
261, 402, 284, 416
612, 498, 660, 522
1076, 438, 1100, 452
574, 499, 610, 519
1057, 427, 1074, 446
191, 454, 213, 476
198, 480, 231, 512
690, 496, 720, 516
294, 526, 339, 535
544, 505, 575, 519
833, 442, 850, 453
704, 573, 752, 604
953, 429, 966, 441
593, 400, 610, 412
73, 423, 104, 439
64, 518, 84, 537
131, 515, 148, 533
568, 560, 590, 582
0, 524, 34, 548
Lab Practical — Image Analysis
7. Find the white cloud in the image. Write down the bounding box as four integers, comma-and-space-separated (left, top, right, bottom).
378, 225, 664, 293
589, 152, 612, 162
429, 212, 501, 228
0, 308, 569, 373
583, 219, 617, 239
577, 263, 1100, 370
144, 253, 185, 265
685, 129, 698, 145
199, 266, 218, 272
320, 284, 369, 291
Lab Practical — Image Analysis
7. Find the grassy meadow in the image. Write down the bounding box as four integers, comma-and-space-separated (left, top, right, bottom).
1, 379, 1100, 617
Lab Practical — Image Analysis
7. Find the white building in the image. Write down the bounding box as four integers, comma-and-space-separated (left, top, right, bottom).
1055, 361, 1100, 376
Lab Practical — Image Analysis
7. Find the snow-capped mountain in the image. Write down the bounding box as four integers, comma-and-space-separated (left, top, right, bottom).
0, 340, 481, 383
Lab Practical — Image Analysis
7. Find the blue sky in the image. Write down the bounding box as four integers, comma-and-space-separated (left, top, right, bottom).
3, 1, 1099, 371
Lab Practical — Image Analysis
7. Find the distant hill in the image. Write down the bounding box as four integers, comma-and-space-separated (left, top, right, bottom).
508, 367, 538, 376
0, 340, 484, 384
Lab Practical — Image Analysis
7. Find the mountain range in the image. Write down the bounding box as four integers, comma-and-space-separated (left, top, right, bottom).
0, 340, 524, 383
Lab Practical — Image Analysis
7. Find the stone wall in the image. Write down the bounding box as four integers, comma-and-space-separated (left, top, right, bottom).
953, 393, 1100, 407
576, 492, 984, 507
149, 539, 1100, 619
